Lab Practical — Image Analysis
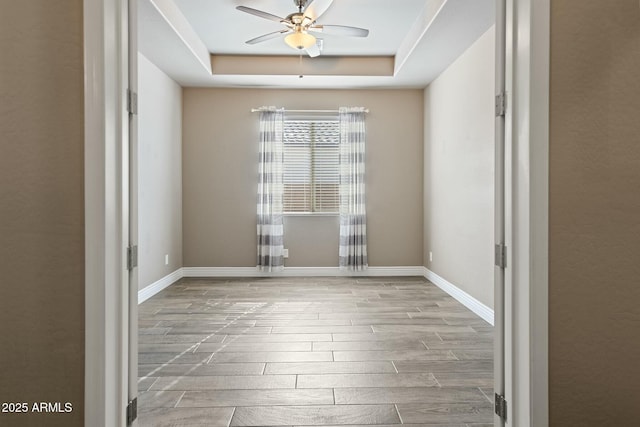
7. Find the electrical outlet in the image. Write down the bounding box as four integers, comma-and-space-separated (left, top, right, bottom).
429, 251, 433, 262
165, 254, 169, 265
283, 249, 289, 258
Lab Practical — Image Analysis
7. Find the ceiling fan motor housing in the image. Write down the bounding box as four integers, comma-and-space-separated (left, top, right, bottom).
238, 0, 369, 57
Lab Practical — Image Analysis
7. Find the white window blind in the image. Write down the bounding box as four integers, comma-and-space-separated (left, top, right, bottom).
283, 119, 339, 213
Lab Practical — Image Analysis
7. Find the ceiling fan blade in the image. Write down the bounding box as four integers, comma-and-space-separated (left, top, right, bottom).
302, 0, 334, 22
246, 29, 290, 45
305, 43, 321, 58
236, 6, 284, 23
310, 24, 369, 37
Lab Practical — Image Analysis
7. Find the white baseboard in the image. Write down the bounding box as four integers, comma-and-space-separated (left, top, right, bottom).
138, 268, 184, 304
182, 266, 425, 277
423, 267, 494, 325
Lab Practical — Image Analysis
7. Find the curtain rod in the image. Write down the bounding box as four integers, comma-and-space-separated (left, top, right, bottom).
250, 108, 369, 113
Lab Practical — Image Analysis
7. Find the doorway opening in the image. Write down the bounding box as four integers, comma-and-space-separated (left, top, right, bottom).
81, 0, 552, 424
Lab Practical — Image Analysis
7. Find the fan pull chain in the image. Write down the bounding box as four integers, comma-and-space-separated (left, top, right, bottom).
299, 53, 304, 78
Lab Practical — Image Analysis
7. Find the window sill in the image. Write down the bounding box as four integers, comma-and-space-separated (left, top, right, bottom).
283, 212, 339, 217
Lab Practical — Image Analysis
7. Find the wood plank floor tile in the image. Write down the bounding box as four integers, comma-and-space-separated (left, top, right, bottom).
138, 320, 161, 328
351, 307, 422, 313
471, 326, 494, 334
138, 343, 199, 353
139, 334, 225, 344
264, 361, 396, 375
166, 326, 273, 335
154, 308, 227, 315
443, 319, 492, 326
178, 389, 334, 407
156, 320, 257, 328
221, 333, 332, 343
254, 319, 352, 327
333, 350, 456, 362
138, 352, 213, 365
396, 403, 493, 424
408, 311, 481, 319
150, 375, 296, 391
393, 360, 493, 374
271, 326, 373, 334
332, 332, 439, 342
139, 362, 265, 377
139, 327, 171, 335
437, 332, 493, 341
433, 372, 494, 388
297, 373, 437, 388
196, 342, 312, 352
137, 390, 184, 408
350, 318, 447, 325
312, 340, 426, 352
230, 404, 400, 426
293, 425, 467, 427
334, 387, 486, 404
210, 351, 333, 363
318, 313, 412, 320
237, 313, 319, 320
138, 377, 158, 392
225, 334, 333, 343
143, 302, 192, 310
372, 325, 475, 334
451, 350, 494, 360
423, 341, 493, 350
479, 388, 494, 403
138, 407, 234, 427
152, 314, 232, 321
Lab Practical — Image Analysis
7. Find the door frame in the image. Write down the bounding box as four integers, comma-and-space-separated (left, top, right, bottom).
83, 0, 550, 425
502, 0, 549, 425
84, 0, 133, 425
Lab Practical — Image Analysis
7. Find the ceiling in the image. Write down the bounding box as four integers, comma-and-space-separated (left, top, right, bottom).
138, 0, 494, 89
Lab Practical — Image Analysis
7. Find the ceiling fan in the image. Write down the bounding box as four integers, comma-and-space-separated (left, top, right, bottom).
236, 0, 369, 57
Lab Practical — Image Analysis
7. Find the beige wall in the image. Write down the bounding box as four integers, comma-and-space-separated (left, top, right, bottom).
0, 2, 84, 426
182, 88, 424, 267
549, 1, 640, 425
138, 53, 183, 289
423, 27, 495, 308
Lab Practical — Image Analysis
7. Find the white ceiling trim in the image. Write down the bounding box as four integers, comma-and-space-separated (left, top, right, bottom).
394, 0, 447, 76
147, 0, 211, 74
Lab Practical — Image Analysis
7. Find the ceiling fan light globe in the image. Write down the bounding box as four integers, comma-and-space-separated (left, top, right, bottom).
285, 31, 316, 50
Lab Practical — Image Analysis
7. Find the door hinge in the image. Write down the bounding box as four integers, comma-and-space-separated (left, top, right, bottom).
495, 393, 507, 420
126, 397, 137, 425
126, 245, 138, 271
495, 243, 507, 269
495, 92, 506, 117
127, 89, 138, 115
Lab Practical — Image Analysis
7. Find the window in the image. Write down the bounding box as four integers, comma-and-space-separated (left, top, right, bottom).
283, 119, 340, 213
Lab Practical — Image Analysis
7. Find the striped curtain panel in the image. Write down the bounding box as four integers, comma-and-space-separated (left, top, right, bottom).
257, 107, 285, 271
338, 107, 368, 271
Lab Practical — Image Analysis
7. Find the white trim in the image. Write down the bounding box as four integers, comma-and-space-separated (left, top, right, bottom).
147, 0, 212, 74
423, 268, 494, 325
504, 0, 549, 425
394, 0, 446, 74
84, 0, 129, 426
137, 268, 184, 304
183, 266, 426, 277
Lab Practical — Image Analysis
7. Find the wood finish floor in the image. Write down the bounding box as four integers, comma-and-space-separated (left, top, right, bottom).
138, 277, 494, 427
